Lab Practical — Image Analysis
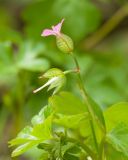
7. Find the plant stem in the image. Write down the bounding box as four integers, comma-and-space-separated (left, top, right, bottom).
63, 69, 78, 75
70, 53, 99, 154
83, 4, 128, 50
99, 135, 106, 160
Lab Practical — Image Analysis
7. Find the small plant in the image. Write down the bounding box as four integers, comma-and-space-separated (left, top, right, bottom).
9, 19, 128, 160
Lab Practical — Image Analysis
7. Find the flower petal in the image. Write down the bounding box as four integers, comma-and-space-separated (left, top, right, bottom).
33, 77, 58, 93
52, 19, 65, 33
41, 29, 56, 37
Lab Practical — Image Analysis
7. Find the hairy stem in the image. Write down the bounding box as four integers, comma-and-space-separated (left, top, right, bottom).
70, 53, 99, 154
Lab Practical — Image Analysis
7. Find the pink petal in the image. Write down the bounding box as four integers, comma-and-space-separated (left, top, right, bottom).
52, 19, 65, 33
41, 29, 56, 37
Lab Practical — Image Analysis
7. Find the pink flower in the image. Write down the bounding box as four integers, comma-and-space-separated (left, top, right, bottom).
41, 19, 64, 37
41, 18, 74, 54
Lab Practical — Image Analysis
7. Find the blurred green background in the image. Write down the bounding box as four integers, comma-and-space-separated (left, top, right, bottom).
0, 0, 128, 159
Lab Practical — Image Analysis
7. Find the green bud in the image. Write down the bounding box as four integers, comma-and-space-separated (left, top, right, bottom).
33, 68, 66, 95
56, 34, 74, 54
43, 68, 64, 78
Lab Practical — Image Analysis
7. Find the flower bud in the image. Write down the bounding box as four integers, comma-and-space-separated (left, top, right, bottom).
56, 34, 74, 54
33, 68, 66, 95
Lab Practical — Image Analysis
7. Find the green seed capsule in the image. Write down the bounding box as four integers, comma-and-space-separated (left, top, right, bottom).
56, 34, 74, 54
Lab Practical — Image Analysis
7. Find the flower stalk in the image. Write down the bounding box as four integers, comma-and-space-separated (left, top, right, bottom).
70, 52, 99, 154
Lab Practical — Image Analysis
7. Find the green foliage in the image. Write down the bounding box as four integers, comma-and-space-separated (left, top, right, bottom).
104, 102, 128, 131
17, 41, 50, 72
54, 113, 87, 129
9, 89, 128, 159
49, 92, 88, 115
105, 144, 127, 160
0, 0, 127, 159
9, 106, 53, 157
0, 40, 50, 84
0, 42, 18, 83
84, 53, 128, 107
87, 95, 106, 131
106, 123, 128, 157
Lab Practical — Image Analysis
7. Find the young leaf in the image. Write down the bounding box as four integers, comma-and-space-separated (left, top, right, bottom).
106, 122, 128, 157
9, 126, 35, 146
31, 115, 52, 140
49, 91, 88, 115
11, 141, 37, 157
31, 105, 52, 126
9, 106, 53, 157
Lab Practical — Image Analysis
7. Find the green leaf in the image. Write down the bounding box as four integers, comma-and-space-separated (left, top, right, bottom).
61, 142, 75, 157
63, 144, 85, 160
84, 53, 128, 107
55, 113, 88, 129
104, 102, 128, 131
9, 107, 53, 157
11, 141, 37, 157
31, 105, 52, 126
49, 92, 88, 115
9, 126, 34, 146
87, 95, 106, 131
105, 143, 128, 160
31, 115, 52, 140
0, 40, 50, 85
17, 41, 50, 72
39, 151, 49, 160
106, 122, 128, 157
78, 96, 106, 144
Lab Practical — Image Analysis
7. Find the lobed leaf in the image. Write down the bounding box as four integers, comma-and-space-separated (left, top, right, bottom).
17, 41, 50, 72
9, 106, 53, 157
